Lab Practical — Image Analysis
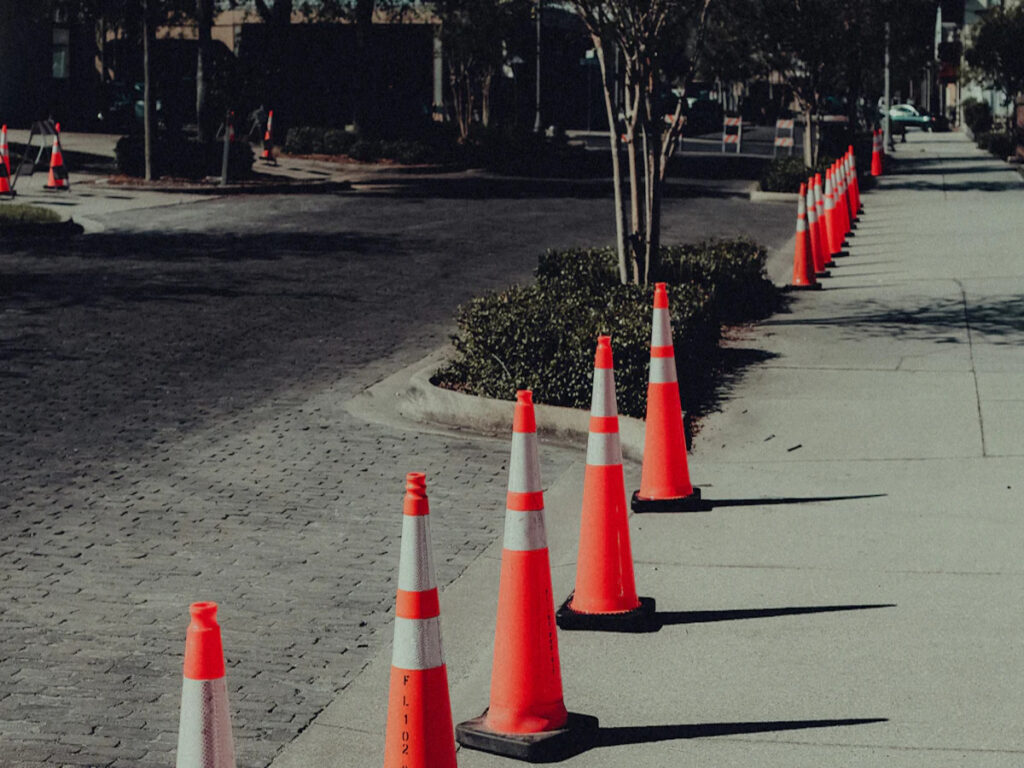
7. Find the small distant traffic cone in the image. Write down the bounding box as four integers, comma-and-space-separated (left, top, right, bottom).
383, 473, 457, 768
43, 130, 69, 191
260, 109, 275, 163
813, 174, 831, 276
457, 390, 598, 761
0, 130, 12, 198
175, 602, 236, 768
790, 183, 820, 290
871, 129, 883, 177
848, 147, 863, 216
1, 125, 10, 177
558, 336, 658, 631
632, 283, 703, 513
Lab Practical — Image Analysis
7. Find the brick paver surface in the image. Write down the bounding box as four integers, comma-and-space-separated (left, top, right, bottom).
0, 186, 794, 767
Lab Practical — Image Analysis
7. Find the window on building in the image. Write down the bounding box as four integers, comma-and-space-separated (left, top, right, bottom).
53, 27, 70, 79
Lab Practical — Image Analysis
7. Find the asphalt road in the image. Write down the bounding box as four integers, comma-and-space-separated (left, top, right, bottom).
0, 183, 796, 767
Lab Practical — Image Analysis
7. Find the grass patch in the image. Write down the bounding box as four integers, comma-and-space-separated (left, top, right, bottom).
0, 204, 62, 225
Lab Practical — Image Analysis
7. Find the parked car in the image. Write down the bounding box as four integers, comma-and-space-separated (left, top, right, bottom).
889, 103, 933, 131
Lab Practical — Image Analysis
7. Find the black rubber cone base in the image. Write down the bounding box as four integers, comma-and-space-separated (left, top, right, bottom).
456, 710, 599, 763
556, 593, 658, 633
786, 282, 823, 291
631, 486, 706, 513
815, 270, 832, 278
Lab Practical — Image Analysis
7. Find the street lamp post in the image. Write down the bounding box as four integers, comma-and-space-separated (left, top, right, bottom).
533, 0, 542, 133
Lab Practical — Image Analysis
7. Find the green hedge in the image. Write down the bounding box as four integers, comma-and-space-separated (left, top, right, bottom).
759, 154, 839, 193
975, 130, 1016, 159
435, 240, 778, 418
114, 133, 254, 179
963, 99, 994, 136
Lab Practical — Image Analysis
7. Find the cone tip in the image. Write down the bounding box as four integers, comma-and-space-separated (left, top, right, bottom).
513, 389, 537, 433
405, 472, 427, 496
189, 601, 218, 627
798, 182, 806, 195
653, 284, 669, 309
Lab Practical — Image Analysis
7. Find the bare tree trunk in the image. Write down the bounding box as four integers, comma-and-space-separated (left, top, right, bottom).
592, 37, 627, 284
196, 0, 213, 143
481, 70, 493, 128
624, 83, 642, 282
143, 0, 153, 181
802, 105, 814, 167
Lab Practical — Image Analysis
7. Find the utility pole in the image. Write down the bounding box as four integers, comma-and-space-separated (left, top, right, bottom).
884, 20, 892, 150
533, 0, 542, 133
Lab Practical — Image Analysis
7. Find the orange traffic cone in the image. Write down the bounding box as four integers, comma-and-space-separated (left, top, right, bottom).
558, 336, 657, 631
175, 602, 236, 768
383, 473, 457, 768
871, 129, 883, 177
632, 283, 704, 513
834, 160, 851, 240
813, 174, 831, 276
806, 176, 824, 277
823, 170, 841, 264
44, 131, 69, 191
0, 134, 11, 198
790, 183, 820, 291
848, 146, 863, 217
260, 109, 275, 163
457, 391, 598, 761
1, 124, 10, 177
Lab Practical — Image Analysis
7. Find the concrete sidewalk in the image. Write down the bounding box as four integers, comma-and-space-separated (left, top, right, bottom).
271, 129, 1024, 767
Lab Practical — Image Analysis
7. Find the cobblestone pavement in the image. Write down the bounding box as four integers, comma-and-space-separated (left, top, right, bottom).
0, 184, 795, 767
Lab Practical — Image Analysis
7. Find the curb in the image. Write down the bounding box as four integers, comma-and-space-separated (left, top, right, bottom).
91, 177, 352, 195
345, 346, 648, 462
750, 189, 800, 203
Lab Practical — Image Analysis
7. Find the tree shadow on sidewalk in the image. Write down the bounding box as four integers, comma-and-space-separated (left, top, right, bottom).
762, 294, 1024, 346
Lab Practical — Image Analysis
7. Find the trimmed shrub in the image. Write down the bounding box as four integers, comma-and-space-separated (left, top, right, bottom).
114, 133, 254, 179
976, 130, 1015, 159
436, 239, 778, 418
283, 126, 327, 154
758, 155, 836, 193
963, 99, 993, 135
323, 129, 357, 155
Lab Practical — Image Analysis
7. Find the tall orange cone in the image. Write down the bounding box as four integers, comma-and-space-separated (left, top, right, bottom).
790, 183, 820, 290
175, 602, 236, 768
871, 129, 883, 177
558, 336, 657, 631
848, 146, 863, 217
260, 109, 275, 163
383, 473, 457, 768
813, 174, 831, 276
824, 169, 841, 264
806, 177, 825, 277
1, 125, 10, 177
632, 283, 704, 513
44, 129, 69, 191
0, 134, 11, 198
457, 390, 598, 761
834, 160, 851, 240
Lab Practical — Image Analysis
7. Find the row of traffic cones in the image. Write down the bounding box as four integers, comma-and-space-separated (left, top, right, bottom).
0, 123, 70, 197
383, 285, 701, 765
791, 145, 863, 290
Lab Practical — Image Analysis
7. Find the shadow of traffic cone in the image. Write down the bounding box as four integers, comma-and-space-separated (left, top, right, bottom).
175, 602, 236, 768
44, 129, 69, 191
632, 283, 704, 513
457, 390, 599, 761
871, 129, 883, 177
812, 174, 831, 277
383, 472, 457, 768
260, 110, 276, 164
558, 336, 657, 631
1, 125, 10, 177
790, 183, 820, 291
